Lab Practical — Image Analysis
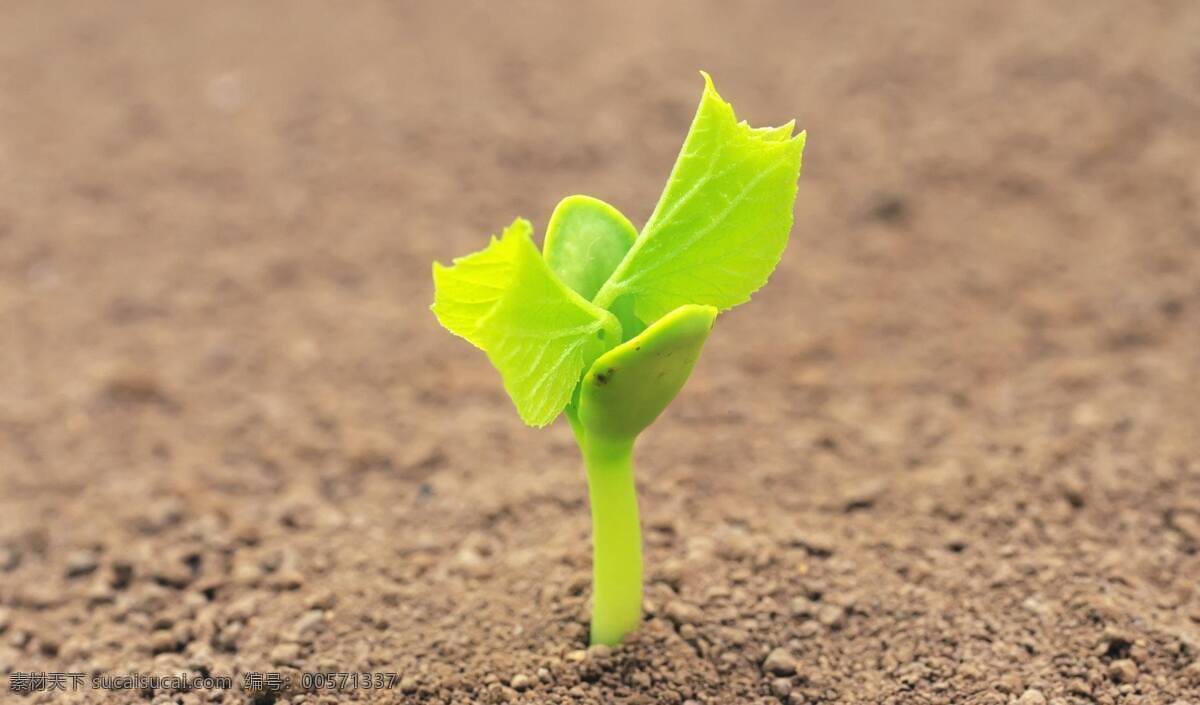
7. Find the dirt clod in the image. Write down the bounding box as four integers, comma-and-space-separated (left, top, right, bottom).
1108, 659, 1139, 684
64, 549, 100, 578
763, 648, 797, 677
665, 600, 703, 626
587, 643, 612, 660
815, 604, 844, 629
149, 630, 179, 655
269, 642, 303, 666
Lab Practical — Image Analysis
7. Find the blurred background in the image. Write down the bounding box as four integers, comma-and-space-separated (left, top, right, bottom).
1, 2, 1198, 703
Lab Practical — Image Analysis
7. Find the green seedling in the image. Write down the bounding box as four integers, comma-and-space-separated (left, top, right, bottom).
432, 73, 805, 646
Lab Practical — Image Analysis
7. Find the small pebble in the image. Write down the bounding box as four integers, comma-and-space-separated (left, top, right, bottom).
19, 585, 63, 609
270, 642, 302, 666
656, 558, 685, 587
400, 676, 418, 693
790, 597, 816, 618
66, 550, 100, 578
224, 597, 257, 625
1108, 659, 1138, 684
763, 648, 797, 676
587, 643, 612, 659
771, 677, 793, 696
231, 561, 261, 584
270, 570, 304, 590
304, 590, 337, 611
816, 604, 844, 629
291, 610, 325, 639
153, 563, 193, 589
87, 581, 116, 605
510, 674, 531, 691
1018, 689, 1047, 705
149, 630, 178, 654
536, 667, 552, 683
665, 600, 702, 625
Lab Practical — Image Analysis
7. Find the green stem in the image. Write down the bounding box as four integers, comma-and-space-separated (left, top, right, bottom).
580, 433, 642, 646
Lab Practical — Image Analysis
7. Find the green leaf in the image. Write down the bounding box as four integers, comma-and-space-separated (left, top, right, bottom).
543, 195, 637, 301
594, 72, 806, 324
577, 304, 716, 440
432, 219, 621, 427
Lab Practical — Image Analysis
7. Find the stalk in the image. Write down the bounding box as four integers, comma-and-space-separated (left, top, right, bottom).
580, 433, 642, 646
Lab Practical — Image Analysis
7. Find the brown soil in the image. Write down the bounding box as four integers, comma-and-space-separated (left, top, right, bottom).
2, 2, 1199, 704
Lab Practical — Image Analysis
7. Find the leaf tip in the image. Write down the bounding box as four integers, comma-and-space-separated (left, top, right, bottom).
698, 70, 726, 109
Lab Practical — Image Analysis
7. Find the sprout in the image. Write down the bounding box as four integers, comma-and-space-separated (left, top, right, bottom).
432, 73, 805, 645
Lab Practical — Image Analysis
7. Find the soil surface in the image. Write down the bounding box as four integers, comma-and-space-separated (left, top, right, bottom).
2, 2, 1199, 704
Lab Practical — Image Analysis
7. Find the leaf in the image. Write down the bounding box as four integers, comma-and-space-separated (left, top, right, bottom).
543, 195, 637, 301
593, 72, 806, 324
577, 304, 716, 441
432, 219, 621, 427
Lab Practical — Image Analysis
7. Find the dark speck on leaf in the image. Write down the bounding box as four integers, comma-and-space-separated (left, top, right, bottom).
595, 373, 609, 385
